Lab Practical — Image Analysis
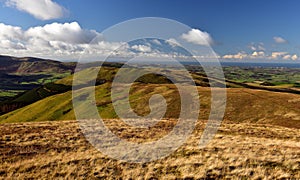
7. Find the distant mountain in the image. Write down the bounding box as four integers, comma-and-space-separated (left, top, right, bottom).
0, 55, 76, 74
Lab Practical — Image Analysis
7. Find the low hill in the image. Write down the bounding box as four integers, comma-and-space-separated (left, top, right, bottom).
0, 55, 75, 74
0, 55, 77, 110
1, 80, 300, 129
1, 60, 300, 129
0, 65, 182, 115
0, 55, 76, 102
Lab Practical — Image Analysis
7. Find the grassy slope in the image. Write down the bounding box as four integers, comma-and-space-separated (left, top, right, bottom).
1, 63, 300, 179
4, 66, 170, 106
1, 81, 300, 129
0, 120, 299, 179
0, 66, 119, 115
0, 83, 181, 123
1, 65, 300, 128
3, 64, 188, 122
0, 55, 75, 74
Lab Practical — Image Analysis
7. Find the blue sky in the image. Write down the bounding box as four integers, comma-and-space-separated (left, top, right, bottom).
0, 0, 300, 61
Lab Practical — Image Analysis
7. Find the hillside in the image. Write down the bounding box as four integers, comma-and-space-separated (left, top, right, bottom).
0, 64, 173, 114
3, 58, 300, 117
0, 55, 76, 102
0, 120, 299, 179
1, 59, 300, 179
1, 80, 300, 129
0, 55, 75, 74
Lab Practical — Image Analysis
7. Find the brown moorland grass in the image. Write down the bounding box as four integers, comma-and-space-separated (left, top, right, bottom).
0, 120, 299, 179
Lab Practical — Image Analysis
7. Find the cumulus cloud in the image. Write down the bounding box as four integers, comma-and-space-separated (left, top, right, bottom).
0, 22, 192, 60
284, 54, 298, 60
252, 51, 265, 57
271, 52, 288, 59
248, 42, 265, 51
291, 55, 298, 60
5, 0, 67, 20
223, 52, 248, 59
0, 22, 131, 60
0, 40, 26, 50
166, 38, 181, 47
222, 51, 298, 61
25, 22, 100, 44
268, 52, 298, 60
1, 21, 298, 61
0, 23, 26, 50
181, 29, 214, 46
0, 23, 23, 40
283, 54, 291, 60
0, 21, 192, 60
273, 36, 288, 44
131, 45, 152, 53
249, 46, 256, 51
151, 39, 162, 46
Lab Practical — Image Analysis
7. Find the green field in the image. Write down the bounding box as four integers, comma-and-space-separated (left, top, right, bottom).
0, 72, 71, 101
222, 66, 300, 87
1, 62, 300, 179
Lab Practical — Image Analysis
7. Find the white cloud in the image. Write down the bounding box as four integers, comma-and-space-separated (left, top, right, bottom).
222, 51, 298, 61
0, 23, 23, 40
223, 52, 248, 59
270, 52, 299, 60
252, 51, 265, 57
181, 29, 214, 46
25, 22, 100, 44
1, 22, 188, 60
5, 0, 67, 20
0, 22, 130, 60
1, 22, 299, 62
283, 54, 291, 60
291, 54, 298, 60
248, 42, 265, 51
273, 36, 288, 44
0, 23, 26, 50
166, 38, 181, 47
0, 39, 26, 50
283, 54, 298, 60
131, 45, 152, 53
249, 45, 256, 51
271, 52, 288, 59
151, 39, 161, 46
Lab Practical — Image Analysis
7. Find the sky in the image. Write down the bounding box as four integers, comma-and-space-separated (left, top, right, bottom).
0, 0, 300, 62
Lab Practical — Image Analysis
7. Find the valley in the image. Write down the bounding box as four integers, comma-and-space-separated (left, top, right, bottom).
0, 56, 300, 179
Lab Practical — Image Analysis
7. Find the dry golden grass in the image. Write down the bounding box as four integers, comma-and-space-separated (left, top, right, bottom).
0, 120, 299, 179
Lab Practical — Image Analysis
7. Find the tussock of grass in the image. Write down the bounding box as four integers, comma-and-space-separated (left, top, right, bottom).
0, 121, 299, 179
